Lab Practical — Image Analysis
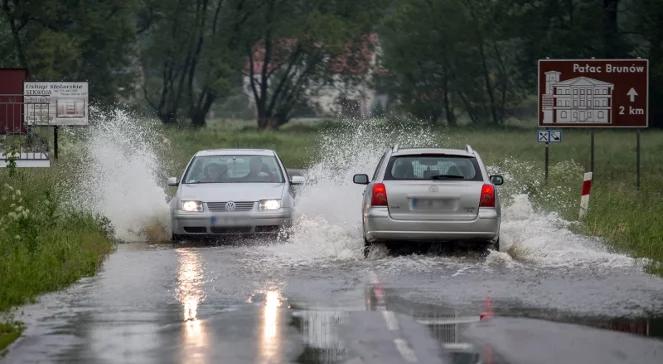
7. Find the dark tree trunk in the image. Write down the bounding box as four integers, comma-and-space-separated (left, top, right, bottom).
2, 0, 29, 71
602, 0, 621, 57
442, 63, 456, 126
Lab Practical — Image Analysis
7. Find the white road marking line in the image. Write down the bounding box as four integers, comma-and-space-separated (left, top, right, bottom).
382, 311, 400, 331
416, 316, 480, 325
393, 338, 418, 363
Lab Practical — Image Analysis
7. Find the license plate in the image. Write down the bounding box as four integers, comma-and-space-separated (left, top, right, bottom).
412, 198, 452, 210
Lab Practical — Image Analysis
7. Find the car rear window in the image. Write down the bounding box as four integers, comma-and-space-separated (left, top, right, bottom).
384, 155, 483, 181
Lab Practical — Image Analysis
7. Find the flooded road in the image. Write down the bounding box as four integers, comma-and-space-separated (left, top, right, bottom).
6, 119, 662, 363
3, 238, 663, 364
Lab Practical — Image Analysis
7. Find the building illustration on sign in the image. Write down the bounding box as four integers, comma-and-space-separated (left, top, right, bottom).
541, 71, 614, 124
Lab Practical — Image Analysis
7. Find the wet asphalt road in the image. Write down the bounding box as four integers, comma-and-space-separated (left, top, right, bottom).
3, 240, 663, 364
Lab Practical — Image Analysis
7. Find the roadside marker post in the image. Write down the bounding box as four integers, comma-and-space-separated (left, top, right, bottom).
579, 172, 593, 219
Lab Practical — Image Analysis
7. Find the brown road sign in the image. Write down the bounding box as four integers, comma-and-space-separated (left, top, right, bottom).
538, 59, 648, 128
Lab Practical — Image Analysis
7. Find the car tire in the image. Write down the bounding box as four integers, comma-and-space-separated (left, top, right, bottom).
490, 238, 500, 251
172, 234, 184, 243
363, 237, 373, 258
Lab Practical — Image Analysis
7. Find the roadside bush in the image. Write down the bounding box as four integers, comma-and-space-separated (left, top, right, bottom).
0, 172, 114, 313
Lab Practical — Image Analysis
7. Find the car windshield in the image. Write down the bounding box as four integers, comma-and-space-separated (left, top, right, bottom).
384, 155, 482, 181
183, 155, 284, 184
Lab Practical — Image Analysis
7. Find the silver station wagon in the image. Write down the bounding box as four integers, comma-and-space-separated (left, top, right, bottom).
168, 149, 304, 241
353, 145, 503, 254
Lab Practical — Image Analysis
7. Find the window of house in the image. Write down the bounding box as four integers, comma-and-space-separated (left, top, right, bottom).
573, 89, 578, 95
561, 111, 567, 118
598, 111, 604, 118
573, 112, 578, 119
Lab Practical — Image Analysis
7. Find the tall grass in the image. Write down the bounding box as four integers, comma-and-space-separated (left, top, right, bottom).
0, 166, 114, 349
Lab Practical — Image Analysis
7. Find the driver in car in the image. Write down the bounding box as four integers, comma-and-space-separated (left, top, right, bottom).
201, 163, 228, 183
247, 157, 274, 182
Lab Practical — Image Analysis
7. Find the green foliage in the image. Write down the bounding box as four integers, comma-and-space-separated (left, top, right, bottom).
0, 169, 114, 313
380, 0, 663, 127
0, 322, 21, 351
0, 0, 138, 104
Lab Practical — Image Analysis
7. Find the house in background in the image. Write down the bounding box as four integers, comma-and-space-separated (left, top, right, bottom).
542, 71, 614, 124
243, 34, 388, 120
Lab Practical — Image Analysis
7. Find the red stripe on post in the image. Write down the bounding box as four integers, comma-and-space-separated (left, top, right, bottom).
581, 180, 592, 196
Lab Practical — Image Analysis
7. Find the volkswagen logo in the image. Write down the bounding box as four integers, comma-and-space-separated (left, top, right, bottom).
225, 201, 236, 211
429, 185, 439, 192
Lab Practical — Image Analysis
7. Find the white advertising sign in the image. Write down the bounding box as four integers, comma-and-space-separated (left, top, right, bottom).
23, 82, 88, 126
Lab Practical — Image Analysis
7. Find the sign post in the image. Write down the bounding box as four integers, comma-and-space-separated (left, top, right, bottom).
636, 129, 641, 190
538, 59, 648, 189
537, 129, 562, 183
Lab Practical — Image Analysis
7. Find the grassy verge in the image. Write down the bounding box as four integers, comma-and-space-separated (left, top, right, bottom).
0, 166, 114, 350
0, 323, 21, 351
161, 119, 663, 273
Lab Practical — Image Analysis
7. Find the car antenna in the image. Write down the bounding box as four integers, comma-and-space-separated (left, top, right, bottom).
465, 144, 474, 154
392, 144, 399, 153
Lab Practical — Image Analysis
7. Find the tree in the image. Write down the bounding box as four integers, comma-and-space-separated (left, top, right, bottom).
0, 0, 138, 104
381, 0, 522, 125
140, 0, 252, 126
624, 0, 663, 127
240, 0, 385, 129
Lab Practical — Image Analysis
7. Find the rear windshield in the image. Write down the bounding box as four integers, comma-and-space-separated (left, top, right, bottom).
384, 155, 483, 181
183, 155, 284, 184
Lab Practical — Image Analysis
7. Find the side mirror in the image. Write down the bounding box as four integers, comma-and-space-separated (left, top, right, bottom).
167, 177, 179, 186
290, 175, 305, 185
353, 174, 370, 185
490, 175, 504, 186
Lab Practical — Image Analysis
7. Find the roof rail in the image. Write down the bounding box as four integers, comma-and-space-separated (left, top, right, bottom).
392, 144, 399, 153
465, 144, 474, 154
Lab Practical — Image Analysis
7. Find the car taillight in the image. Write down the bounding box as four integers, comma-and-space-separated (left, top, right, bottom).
371, 183, 388, 206
479, 184, 495, 208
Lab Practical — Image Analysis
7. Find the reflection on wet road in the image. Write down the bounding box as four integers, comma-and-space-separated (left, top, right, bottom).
259, 289, 285, 363
2, 242, 663, 364
177, 248, 207, 363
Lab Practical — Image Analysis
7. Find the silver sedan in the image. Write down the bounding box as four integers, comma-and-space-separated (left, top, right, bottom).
353, 145, 503, 254
168, 149, 304, 240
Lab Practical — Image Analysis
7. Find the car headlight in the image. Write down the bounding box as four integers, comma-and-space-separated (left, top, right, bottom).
259, 199, 281, 210
180, 200, 203, 212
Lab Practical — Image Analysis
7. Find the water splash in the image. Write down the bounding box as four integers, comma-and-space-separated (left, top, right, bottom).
260, 119, 439, 263
261, 119, 638, 271
70, 108, 170, 242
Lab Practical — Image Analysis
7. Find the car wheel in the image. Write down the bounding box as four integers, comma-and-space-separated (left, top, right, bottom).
490, 238, 500, 251
172, 234, 184, 243
363, 237, 373, 258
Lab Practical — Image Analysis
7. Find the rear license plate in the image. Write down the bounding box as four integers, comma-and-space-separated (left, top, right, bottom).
412, 198, 452, 210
